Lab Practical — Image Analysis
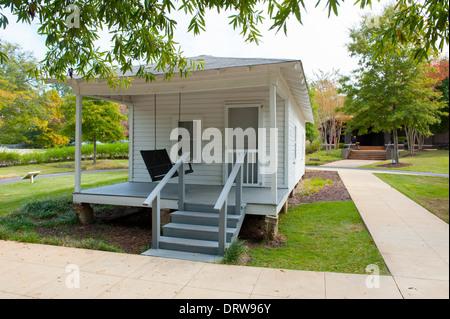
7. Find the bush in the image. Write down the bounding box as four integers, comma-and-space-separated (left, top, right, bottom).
306, 139, 322, 154
0, 195, 77, 231
221, 239, 249, 264
0, 143, 129, 167
299, 178, 332, 196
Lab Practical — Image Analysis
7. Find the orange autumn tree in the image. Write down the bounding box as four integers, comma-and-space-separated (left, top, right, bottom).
426, 57, 449, 85
312, 72, 349, 154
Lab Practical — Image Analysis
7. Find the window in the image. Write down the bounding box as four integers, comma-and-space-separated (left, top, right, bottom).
294, 125, 298, 160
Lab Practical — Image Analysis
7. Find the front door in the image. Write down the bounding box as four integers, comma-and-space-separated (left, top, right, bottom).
226, 106, 260, 186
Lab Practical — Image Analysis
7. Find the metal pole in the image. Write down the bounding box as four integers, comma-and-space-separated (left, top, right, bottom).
178, 161, 185, 211
236, 165, 243, 215
218, 202, 227, 255
152, 194, 160, 249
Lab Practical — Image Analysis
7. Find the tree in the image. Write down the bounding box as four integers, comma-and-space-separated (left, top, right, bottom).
371, 0, 449, 61
0, 0, 447, 87
425, 57, 449, 136
33, 89, 70, 148
305, 88, 320, 144
312, 71, 348, 154
61, 95, 126, 164
0, 40, 45, 144
340, 6, 445, 162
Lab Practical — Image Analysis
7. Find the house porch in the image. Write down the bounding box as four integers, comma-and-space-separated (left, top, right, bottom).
74, 182, 291, 217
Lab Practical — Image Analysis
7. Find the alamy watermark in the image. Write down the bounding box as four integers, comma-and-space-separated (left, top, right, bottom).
365, 264, 380, 289
65, 264, 80, 289
364, 14, 380, 29
169, 120, 279, 175
66, 4, 80, 29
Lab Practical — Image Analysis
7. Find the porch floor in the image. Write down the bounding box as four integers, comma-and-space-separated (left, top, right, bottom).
75, 182, 290, 215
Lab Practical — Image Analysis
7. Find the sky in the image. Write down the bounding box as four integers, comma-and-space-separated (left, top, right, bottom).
0, 1, 408, 81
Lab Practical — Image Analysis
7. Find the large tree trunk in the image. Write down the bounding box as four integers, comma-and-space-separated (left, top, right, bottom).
335, 125, 342, 150
405, 126, 415, 155
417, 134, 425, 150
392, 128, 400, 164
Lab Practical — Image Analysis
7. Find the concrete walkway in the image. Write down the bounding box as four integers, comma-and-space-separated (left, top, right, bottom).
0, 240, 402, 299
311, 160, 449, 178
0, 161, 448, 299
337, 169, 449, 299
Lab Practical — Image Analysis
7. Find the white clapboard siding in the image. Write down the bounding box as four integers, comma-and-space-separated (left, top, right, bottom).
259, 93, 286, 188
132, 87, 284, 186
287, 100, 306, 190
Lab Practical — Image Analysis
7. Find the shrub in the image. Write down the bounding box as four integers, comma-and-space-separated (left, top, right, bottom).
0, 143, 129, 166
299, 178, 332, 196
306, 138, 322, 154
0, 195, 78, 231
221, 239, 249, 264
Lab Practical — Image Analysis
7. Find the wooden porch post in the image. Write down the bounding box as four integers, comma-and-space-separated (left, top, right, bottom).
75, 94, 82, 193
269, 84, 278, 204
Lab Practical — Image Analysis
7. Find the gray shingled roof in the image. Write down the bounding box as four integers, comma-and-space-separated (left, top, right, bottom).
124, 55, 299, 76
188, 55, 298, 70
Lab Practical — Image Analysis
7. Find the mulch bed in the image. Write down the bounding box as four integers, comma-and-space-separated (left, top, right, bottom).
36, 170, 352, 254
288, 170, 352, 206
36, 207, 153, 254
376, 163, 413, 169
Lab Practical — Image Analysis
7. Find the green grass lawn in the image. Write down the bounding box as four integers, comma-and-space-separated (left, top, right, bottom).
0, 170, 129, 214
243, 201, 389, 275
362, 150, 449, 174
0, 159, 129, 179
375, 173, 449, 223
306, 149, 344, 166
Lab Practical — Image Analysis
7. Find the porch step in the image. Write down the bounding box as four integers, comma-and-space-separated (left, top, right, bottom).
143, 203, 246, 261
158, 236, 223, 256
163, 223, 236, 242
171, 210, 241, 227
142, 247, 222, 263
183, 203, 242, 215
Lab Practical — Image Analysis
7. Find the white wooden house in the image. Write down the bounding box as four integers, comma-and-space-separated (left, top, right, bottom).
49, 56, 314, 261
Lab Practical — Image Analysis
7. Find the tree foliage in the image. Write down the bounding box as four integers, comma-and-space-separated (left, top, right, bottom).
312, 71, 349, 154
0, 0, 448, 87
371, 0, 449, 61
340, 6, 446, 161
61, 95, 126, 163
0, 40, 44, 144
425, 57, 449, 135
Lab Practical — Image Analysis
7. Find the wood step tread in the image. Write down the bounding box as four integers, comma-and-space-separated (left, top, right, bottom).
163, 223, 236, 233
171, 211, 241, 220
159, 236, 219, 247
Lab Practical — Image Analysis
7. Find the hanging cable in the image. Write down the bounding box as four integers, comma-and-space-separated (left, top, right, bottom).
178, 92, 181, 124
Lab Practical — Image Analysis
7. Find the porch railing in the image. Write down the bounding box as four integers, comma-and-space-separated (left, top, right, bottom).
143, 152, 190, 250
227, 149, 258, 185
214, 151, 246, 255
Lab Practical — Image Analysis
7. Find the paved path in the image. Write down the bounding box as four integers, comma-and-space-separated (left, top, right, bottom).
0, 240, 402, 299
337, 169, 449, 299
0, 160, 448, 299
308, 160, 449, 178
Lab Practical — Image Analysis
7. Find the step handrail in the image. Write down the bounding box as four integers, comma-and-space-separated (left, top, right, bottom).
143, 152, 190, 249
214, 151, 246, 255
